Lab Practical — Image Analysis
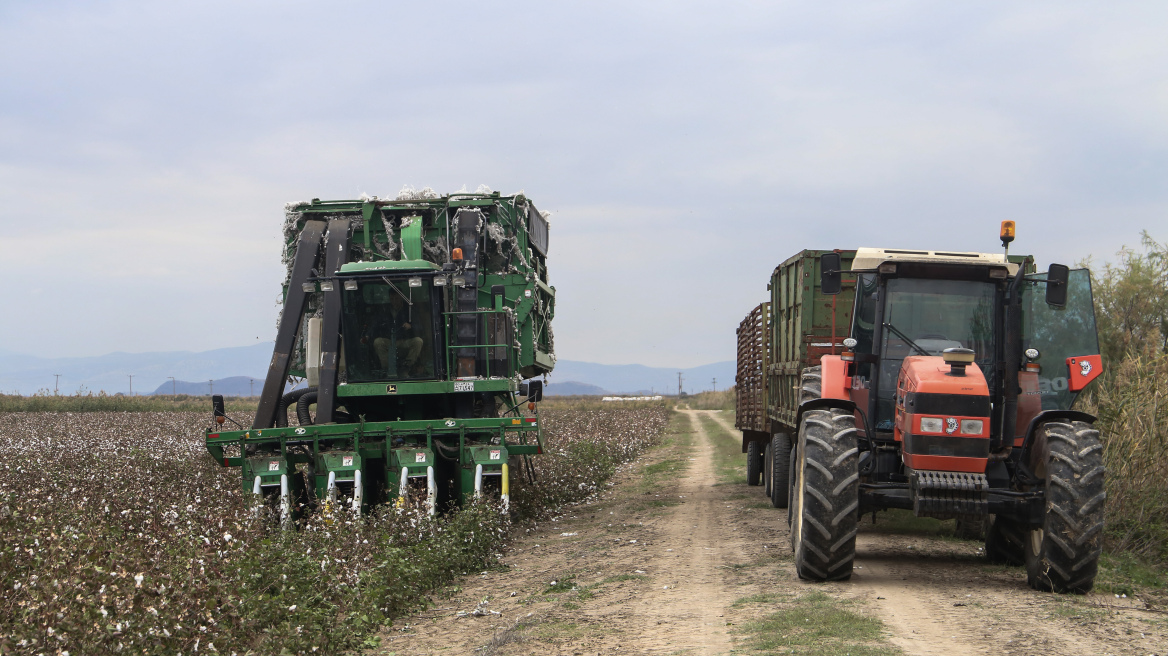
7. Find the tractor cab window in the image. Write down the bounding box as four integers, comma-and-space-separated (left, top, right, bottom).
874, 278, 996, 430
1022, 268, 1099, 411
341, 278, 438, 383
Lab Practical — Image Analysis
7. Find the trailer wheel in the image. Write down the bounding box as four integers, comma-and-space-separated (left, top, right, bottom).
769, 433, 791, 508
746, 439, 762, 486
763, 441, 773, 497
985, 514, 1026, 565
790, 408, 859, 581
1024, 421, 1105, 593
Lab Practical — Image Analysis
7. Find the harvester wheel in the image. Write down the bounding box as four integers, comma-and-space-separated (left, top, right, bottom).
747, 439, 762, 486
1024, 421, 1105, 593
790, 408, 859, 581
763, 441, 773, 497
984, 514, 1026, 565
769, 432, 791, 508
800, 366, 822, 404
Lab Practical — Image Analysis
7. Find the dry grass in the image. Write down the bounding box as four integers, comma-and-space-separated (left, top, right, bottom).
1082, 353, 1168, 563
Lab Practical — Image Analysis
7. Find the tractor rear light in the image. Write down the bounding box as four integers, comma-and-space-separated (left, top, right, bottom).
343, 279, 358, 291
960, 419, 984, 435
209, 433, 219, 439
409, 277, 422, 287
301, 282, 315, 293
320, 281, 335, 292
434, 277, 448, 286
919, 417, 943, 433
1025, 363, 1041, 373
840, 352, 854, 362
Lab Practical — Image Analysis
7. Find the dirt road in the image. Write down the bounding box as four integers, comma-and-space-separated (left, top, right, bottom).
377, 410, 1166, 655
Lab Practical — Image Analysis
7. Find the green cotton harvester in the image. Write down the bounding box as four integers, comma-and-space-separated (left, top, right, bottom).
205, 188, 556, 521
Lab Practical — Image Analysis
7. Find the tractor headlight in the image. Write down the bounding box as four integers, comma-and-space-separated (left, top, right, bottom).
343, 279, 358, 291
960, 419, 984, 435
320, 280, 335, 292
301, 282, 316, 293
919, 417, 943, 433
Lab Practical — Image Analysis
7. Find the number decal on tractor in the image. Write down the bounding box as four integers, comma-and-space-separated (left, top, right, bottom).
454, 381, 474, 392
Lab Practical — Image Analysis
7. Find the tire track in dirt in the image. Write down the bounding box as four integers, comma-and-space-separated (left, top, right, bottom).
375, 410, 767, 655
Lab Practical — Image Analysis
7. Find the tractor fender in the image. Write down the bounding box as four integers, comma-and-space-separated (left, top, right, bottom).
794, 398, 856, 437
819, 355, 851, 401
1018, 409, 1097, 468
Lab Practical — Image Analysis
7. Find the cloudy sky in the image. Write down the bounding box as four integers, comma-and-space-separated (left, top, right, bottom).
2, 1, 1166, 370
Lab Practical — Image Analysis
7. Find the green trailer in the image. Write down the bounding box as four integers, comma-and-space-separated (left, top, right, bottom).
735, 250, 856, 503
205, 190, 555, 521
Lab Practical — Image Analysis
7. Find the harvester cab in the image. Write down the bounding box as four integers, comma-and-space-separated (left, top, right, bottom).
785, 224, 1106, 592
205, 191, 555, 522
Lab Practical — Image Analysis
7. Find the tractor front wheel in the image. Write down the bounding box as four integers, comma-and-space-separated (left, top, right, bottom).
1024, 420, 1105, 593
746, 439, 762, 486
790, 408, 859, 581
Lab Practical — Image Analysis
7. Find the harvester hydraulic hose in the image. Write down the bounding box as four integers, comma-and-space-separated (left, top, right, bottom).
277, 387, 315, 428
297, 390, 319, 426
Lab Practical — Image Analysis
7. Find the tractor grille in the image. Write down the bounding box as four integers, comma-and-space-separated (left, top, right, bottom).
910, 469, 988, 519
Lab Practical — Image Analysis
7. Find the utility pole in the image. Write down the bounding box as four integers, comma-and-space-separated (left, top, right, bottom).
249, 378, 254, 397
677, 372, 683, 396
168, 377, 176, 398
128, 374, 134, 396
54, 374, 60, 395
209, 379, 214, 396
712, 377, 716, 393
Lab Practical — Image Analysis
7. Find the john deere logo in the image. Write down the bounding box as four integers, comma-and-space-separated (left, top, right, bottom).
386, 384, 397, 394
945, 417, 958, 434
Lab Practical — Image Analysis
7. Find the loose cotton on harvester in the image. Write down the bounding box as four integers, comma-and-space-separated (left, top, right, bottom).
205, 188, 556, 519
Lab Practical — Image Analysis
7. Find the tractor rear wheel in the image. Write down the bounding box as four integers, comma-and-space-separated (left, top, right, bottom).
746, 439, 762, 486
1024, 421, 1105, 593
790, 408, 859, 581
985, 514, 1026, 564
769, 433, 791, 508
800, 365, 822, 403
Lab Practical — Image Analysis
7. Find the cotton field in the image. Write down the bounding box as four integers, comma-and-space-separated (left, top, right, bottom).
0, 402, 668, 655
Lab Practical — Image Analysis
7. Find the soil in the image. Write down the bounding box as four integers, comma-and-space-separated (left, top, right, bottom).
375, 410, 1167, 656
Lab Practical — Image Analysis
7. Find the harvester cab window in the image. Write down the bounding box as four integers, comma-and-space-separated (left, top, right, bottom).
341, 278, 437, 383
1022, 268, 1100, 411
874, 278, 996, 430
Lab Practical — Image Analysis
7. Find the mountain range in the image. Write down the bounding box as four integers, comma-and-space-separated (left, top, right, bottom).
0, 343, 733, 397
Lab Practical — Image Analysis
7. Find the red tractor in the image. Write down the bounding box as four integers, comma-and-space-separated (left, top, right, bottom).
747, 224, 1105, 592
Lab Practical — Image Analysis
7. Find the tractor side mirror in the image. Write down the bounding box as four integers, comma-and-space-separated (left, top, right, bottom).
520, 380, 544, 402
1046, 263, 1069, 307
820, 253, 842, 295
212, 394, 226, 425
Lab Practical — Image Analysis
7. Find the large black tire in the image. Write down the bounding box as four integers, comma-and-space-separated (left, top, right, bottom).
1024, 421, 1105, 593
790, 408, 859, 581
800, 365, 822, 403
746, 439, 762, 486
769, 433, 792, 508
763, 441, 773, 497
954, 516, 987, 541
985, 514, 1026, 565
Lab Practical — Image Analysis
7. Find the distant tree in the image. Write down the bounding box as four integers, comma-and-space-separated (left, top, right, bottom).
1086, 231, 1168, 364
